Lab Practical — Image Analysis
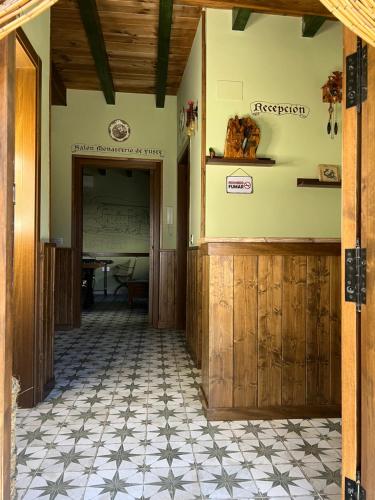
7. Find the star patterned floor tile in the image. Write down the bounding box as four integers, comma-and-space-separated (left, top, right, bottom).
15, 299, 342, 499
251, 463, 316, 497
197, 464, 259, 498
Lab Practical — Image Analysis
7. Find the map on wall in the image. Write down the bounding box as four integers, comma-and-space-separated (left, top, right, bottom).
83, 195, 150, 251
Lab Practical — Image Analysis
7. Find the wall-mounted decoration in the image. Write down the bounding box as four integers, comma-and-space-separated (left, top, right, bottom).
71, 143, 164, 157
179, 107, 186, 135
185, 100, 198, 137
318, 164, 341, 182
108, 119, 131, 142
322, 71, 342, 139
209, 147, 216, 159
226, 168, 253, 194
251, 101, 310, 118
224, 115, 260, 160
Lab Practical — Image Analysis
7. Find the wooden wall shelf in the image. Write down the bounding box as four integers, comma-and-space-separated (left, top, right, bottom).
206, 156, 275, 166
297, 178, 341, 188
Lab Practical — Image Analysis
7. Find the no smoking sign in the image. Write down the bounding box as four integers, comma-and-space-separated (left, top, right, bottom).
226, 175, 254, 194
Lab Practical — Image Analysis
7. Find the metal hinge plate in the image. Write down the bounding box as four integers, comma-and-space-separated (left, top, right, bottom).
346, 44, 368, 108
345, 247, 366, 309
345, 476, 366, 499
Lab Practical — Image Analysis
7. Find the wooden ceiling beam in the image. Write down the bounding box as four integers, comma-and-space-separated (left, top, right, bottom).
155, 0, 173, 108
51, 63, 67, 106
178, 0, 333, 18
232, 8, 251, 30
77, 0, 115, 104
302, 15, 326, 37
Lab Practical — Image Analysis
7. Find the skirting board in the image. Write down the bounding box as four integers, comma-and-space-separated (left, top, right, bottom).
200, 387, 341, 421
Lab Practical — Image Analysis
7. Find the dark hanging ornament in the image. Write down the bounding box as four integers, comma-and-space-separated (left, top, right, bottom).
322, 71, 342, 140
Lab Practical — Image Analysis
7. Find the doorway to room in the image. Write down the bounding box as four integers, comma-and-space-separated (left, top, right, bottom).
71, 156, 162, 328
176, 145, 190, 330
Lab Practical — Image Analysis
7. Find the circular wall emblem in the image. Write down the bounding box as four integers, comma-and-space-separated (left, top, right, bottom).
108, 119, 131, 142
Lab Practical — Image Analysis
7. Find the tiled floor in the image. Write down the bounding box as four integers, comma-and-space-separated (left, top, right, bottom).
16, 299, 342, 499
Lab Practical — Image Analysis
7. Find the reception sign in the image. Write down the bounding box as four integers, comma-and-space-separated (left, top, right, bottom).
251, 101, 310, 118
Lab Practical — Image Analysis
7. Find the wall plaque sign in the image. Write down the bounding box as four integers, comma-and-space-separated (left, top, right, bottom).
71, 143, 164, 157
226, 176, 253, 194
250, 101, 310, 118
108, 119, 131, 142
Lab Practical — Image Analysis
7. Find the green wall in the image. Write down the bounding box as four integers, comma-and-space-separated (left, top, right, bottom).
83, 168, 150, 292
23, 9, 50, 240
206, 10, 342, 238
177, 18, 202, 246
51, 91, 177, 248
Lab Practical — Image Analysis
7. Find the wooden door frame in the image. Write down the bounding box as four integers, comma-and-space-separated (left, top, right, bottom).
176, 145, 190, 330
0, 33, 15, 500
71, 155, 162, 328
14, 28, 42, 407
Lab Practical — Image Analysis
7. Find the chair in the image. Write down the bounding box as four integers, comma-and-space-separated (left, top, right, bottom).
113, 258, 137, 296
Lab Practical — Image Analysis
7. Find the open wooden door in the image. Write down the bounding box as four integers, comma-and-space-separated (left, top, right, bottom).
13, 31, 42, 408
342, 29, 375, 499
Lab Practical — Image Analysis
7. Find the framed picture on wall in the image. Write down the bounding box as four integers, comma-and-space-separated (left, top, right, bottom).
318, 164, 340, 183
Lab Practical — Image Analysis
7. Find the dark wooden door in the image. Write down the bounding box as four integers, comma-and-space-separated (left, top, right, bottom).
342, 29, 375, 498
176, 147, 190, 330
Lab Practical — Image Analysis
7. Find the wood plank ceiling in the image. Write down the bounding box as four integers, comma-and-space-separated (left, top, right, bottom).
51, 0, 333, 104
51, 0, 202, 97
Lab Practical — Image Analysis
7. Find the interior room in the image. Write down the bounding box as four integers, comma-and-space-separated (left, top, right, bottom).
0, 1, 374, 499
81, 166, 150, 310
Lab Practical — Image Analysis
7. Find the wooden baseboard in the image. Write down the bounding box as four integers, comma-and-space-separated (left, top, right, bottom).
157, 321, 175, 329
43, 376, 55, 399
200, 387, 341, 421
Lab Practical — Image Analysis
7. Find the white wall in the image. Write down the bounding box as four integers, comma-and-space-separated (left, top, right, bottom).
205, 10, 342, 238
23, 9, 51, 240
177, 18, 202, 246
51, 91, 177, 248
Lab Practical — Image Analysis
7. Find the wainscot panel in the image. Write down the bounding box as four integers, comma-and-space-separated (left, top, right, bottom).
158, 250, 176, 328
200, 241, 341, 421
54, 247, 74, 330
186, 248, 202, 368
38, 242, 56, 400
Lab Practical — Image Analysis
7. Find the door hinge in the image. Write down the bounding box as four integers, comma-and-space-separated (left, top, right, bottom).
346, 43, 368, 109
345, 243, 366, 311
345, 471, 366, 499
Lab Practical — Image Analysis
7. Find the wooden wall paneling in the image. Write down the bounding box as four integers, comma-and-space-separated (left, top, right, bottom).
329, 255, 341, 405
258, 256, 282, 407
306, 256, 331, 405
282, 256, 307, 406
202, 242, 341, 257
200, 242, 341, 420
233, 256, 258, 407
208, 255, 234, 408
186, 250, 196, 361
54, 248, 74, 330
186, 248, 203, 368
196, 250, 203, 367
158, 250, 176, 328
39, 243, 56, 401
0, 33, 15, 500
341, 28, 359, 485
201, 254, 210, 401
